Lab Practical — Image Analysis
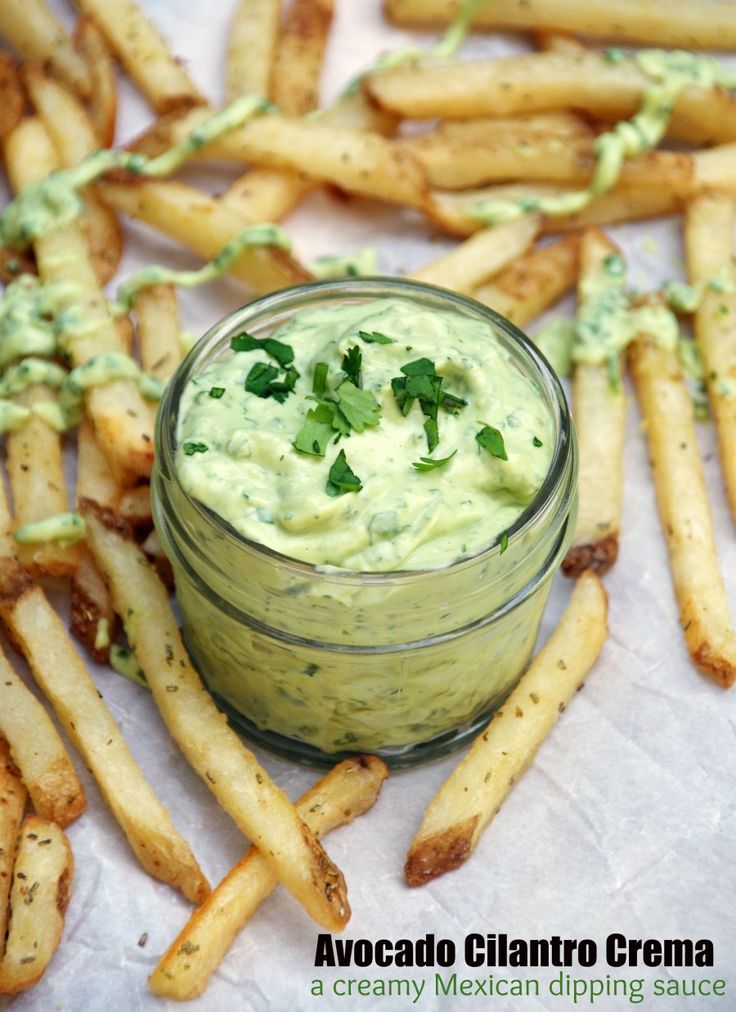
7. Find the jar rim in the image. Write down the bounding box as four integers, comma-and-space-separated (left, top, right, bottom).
155, 277, 574, 584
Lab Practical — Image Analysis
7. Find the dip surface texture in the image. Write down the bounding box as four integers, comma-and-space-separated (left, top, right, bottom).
176, 296, 554, 570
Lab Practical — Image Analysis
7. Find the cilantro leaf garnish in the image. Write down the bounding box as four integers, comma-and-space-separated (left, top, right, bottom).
230, 331, 294, 367
341, 345, 362, 387
499, 531, 509, 554
293, 404, 336, 456
336, 380, 380, 432
358, 330, 396, 345
325, 449, 362, 497
209, 386, 225, 399
391, 358, 466, 452
312, 362, 328, 396
533, 436, 543, 447
182, 441, 208, 455
245, 362, 299, 403
476, 424, 508, 460
412, 450, 456, 472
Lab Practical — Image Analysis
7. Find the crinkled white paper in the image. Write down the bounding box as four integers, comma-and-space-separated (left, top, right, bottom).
1, 3, 735, 1011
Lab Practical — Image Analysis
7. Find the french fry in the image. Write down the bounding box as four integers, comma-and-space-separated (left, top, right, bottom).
0, 656, 85, 828
226, 0, 281, 101
473, 232, 582, 328
0, 53, 22, 141
427, 183, 681, 238
0, 558, 210, 903
0, 738, 26, 951
6, 386, 80, 578
99, 179, 312, 293
0, 816, 73, 995
221, 90, 398, 222
75, 419, 120, 509
563, 229, 626, 576
629, 328, 736, 688
74, 15, 117, 146
128, 107, 429, 208
404, 112, 595, 190
405, 571, 608, 885
0, 0, 91, 96
384, 0, 736, 50
365, 51, 736, 146
83, 502, 350, 933
134, 283, 182, 381
271, 0, 334, 115
4, 119, 155, 483
117, 485, 152, 529
409, 215, 539, 294
685, 193, 736, 524
150, 756, 389, 1000
75, 0, 205, 113
70, 547, 117, 663
22, 65, 123, 285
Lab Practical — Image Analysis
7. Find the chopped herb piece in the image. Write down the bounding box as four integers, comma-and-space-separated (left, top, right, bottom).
293, 404, 336, 456
231, 332, 294, 366
533, 436, 543, 447
476, 425, 508, 460
182, 441, 208, 455
412, 450, 456, 472
336, 380, 381, 432
245, 361, 299, 403
358, 329, 396, 345
400, 357, 436, 377
208, 386, 225, 398
499, 531, 509, 554
326, 449, 362, 497
441, 391, 468, 414
603, 253, 625, 277
392, 357, 466, 452
341, 345, 362, 386
312, 361, 328, 396
424, 416, 439, 453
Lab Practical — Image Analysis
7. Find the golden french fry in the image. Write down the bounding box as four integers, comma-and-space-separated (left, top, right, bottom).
405, 571, 608, 885
22, 65, 123, 285
83, 501, 350, 933
100, 178, 312, 293
0, 0, 91, 96
0, 559, 210, 903
384, 0, 736, 49
74, 15, 117, 146
134, 284, 182, 381
0, 655, 85, 828
271, 0, 334, 115
473, 232, 582, 328
629, 328, 736, 688
221, 90, 398, 222
226, 0, 281, 101
685, 193, 736, 524
75, 0, 205, 113
128, 106, 429, 208
7, 386, 80, 578
0, 816, 73, 995
365, 51, 736, 146
409, 215, 539, 294
117, 485, 152, 529
4, 119, 155, 484
426, 183, 680, 238
404, 112, 595, 190
0, 739, 26, 951
150, 756, 389, 1001
563, 229, 626, 576
75, 419, 120, 509
70, 547, 117, 663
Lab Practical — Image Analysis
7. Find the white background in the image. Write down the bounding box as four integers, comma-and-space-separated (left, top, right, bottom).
1, 2, 735, 1010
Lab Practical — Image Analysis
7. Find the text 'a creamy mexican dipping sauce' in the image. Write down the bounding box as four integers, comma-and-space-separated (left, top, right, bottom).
176, 296, 554, 571
153, 281, 577, 765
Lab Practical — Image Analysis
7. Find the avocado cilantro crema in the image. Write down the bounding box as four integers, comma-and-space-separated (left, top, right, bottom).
175, 296, 554, 571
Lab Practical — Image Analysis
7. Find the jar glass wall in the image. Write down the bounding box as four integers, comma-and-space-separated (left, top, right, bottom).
153, 279, 577, 767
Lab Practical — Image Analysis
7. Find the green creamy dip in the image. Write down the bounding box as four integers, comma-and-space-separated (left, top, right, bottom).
176, 297, 554, 571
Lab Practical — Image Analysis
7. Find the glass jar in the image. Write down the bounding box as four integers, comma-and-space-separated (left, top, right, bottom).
152, 279, 577, 767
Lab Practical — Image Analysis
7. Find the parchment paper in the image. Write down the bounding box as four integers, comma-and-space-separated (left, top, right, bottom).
1, 3, 735, 1011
